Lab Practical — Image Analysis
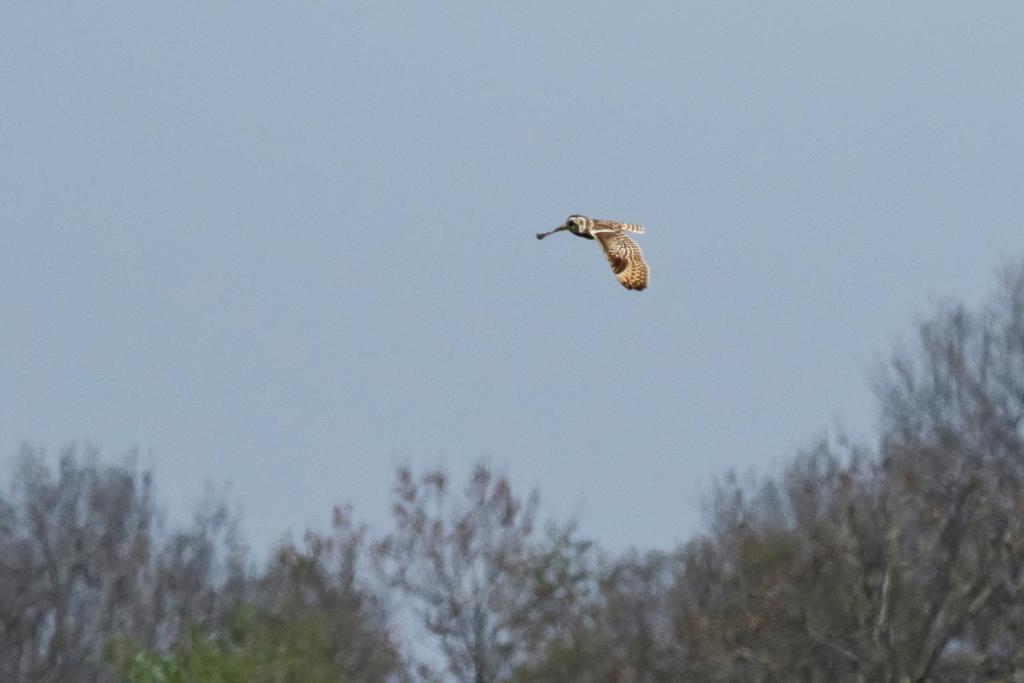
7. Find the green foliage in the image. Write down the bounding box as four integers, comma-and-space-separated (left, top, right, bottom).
112, 607, 347, 683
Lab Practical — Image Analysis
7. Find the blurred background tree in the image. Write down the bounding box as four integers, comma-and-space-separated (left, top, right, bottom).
373, 463, 593, 683
2, 259, 1023, 682
111, 606, 353, 683
0, 445, 245, 683
519, 261, 1024, 682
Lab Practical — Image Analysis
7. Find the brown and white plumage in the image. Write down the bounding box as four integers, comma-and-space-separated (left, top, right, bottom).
594, 230, 648, 290
536, 215, 649, 291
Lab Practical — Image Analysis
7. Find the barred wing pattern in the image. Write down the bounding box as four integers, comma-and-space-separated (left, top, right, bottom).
595, 230, 649, 290
609, 221, 645, 235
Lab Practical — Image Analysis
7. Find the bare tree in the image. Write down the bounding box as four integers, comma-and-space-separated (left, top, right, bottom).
526, 258, 1024, 682
0, 444, 245, 683
255, 505, 408, 683
375, 463, 592, 683
515, 549, 687, 683
868, 261, 1024, 680
8, 259, 1024, 682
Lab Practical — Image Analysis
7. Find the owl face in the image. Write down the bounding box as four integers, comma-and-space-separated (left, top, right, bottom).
565, 215, 586, 234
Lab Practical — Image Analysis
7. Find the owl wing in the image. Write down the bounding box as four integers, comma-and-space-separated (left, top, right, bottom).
603, 220, 645, 235
594, 230, 649, 291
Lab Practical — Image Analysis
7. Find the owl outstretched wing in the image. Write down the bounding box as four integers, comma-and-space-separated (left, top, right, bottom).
595, 230, 649, 291
610, 221, 645, 235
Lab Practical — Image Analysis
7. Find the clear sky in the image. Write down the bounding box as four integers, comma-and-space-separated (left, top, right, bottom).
2, 2, 1022, 553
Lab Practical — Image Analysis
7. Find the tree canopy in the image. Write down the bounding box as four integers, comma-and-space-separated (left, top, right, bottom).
3, 259, 1023, 682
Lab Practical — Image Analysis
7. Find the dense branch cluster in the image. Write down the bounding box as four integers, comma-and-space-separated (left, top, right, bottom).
2, 261, 1023, 683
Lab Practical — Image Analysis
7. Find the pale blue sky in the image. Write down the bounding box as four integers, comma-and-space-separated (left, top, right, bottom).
2, 2, 1022, 552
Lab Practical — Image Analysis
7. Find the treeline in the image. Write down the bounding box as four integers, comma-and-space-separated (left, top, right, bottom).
3, 260, 1024, 683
